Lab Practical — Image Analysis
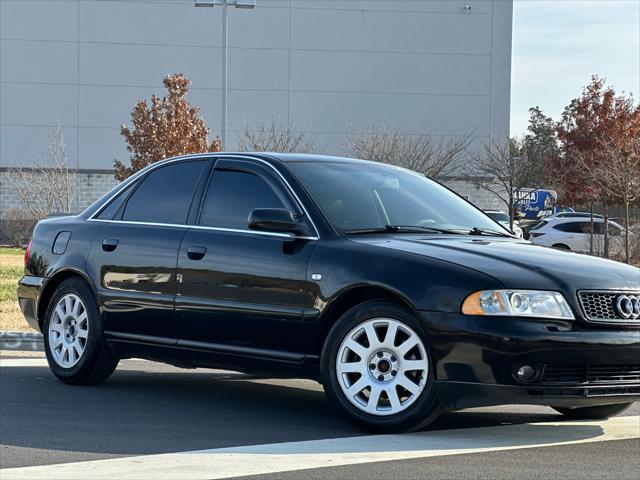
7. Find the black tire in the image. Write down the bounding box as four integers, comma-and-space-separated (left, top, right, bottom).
43, 277, 119, 385
321, 300, 442, 433
552, 244, 571, 250
553, 403, 633, 420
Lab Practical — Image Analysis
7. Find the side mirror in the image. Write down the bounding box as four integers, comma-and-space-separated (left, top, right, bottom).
248, 208, 311, 237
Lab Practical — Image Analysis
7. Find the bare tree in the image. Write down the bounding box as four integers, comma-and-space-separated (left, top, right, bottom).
239, 119, 316, 153
5, 125, 77, 222
589, 139, 640, 263
345, 124, 472, 179
1, 209, 35, 246
469, 138, 547, 230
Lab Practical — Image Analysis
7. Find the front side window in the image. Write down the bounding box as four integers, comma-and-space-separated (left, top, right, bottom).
288, 162, 504, 234
122, 160, 206, 224
199, 169, 285, 229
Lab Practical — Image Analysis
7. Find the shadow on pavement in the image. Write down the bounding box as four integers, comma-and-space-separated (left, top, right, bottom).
1, 362, 563, 461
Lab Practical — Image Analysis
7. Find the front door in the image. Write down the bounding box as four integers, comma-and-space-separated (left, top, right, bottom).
176, 159, 317, 356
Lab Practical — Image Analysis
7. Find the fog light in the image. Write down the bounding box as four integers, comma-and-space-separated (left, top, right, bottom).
516, 365, 536, 382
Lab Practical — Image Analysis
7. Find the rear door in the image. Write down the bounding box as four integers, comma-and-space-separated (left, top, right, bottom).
553, 221, 588, 251
175, 159, 318, 356
87, 159, 209, 340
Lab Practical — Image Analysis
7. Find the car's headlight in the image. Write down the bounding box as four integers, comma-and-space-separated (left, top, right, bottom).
462, 290, 574, 320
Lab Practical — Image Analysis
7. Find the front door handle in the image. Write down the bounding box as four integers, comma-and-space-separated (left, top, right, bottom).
102, 239, 119, 252
187, 246, 207, 260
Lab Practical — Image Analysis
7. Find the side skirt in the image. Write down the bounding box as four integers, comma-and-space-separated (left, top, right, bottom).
105, 331, 321, 380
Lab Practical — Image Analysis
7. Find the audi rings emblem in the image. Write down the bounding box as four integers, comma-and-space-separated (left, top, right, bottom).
615, 295, 640, 320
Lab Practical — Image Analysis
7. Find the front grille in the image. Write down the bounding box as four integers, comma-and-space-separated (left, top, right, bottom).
587, 364, 640, 383
541, 363, 640, 384
527, 385, 640, 397
578, 291, 640, 323
541, 364, 584, 383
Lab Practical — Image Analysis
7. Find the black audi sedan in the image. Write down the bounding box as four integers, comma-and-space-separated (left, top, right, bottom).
18, 153, 640, 432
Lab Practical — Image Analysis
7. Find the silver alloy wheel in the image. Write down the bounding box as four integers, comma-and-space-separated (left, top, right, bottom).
335, 318, 429, 416
48, 293, 89, 369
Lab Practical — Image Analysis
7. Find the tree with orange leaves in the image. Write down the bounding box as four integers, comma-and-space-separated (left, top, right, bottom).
552, 75, 640, 257
114, 74, 221, 181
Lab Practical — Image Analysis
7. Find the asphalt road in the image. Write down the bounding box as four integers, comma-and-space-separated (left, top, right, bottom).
1, 351, 639, 479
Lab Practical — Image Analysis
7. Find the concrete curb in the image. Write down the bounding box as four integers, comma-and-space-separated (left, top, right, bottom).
0, 331, 43, 351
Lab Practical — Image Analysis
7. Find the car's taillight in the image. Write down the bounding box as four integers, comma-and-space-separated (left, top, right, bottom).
24, 240, 32, 268
529, 232, 545, 238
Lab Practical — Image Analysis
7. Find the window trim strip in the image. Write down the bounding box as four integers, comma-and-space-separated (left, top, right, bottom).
87, 153, 321, 239
86, 218, 319, 241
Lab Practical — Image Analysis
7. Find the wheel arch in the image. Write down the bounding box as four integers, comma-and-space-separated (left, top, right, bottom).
38, 268, 98, 330
319, 284, 417, 340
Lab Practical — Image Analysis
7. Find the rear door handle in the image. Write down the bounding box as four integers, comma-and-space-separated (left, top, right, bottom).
102, 239, 119, 252
187, 246, 207, 260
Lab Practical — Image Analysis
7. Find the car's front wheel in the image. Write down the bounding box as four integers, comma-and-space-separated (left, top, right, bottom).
43, 277, 119, 385
553, 403, 633, 420
321, 301, 441, 433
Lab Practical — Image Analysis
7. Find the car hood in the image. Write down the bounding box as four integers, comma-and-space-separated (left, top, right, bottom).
350, 235, 640, 292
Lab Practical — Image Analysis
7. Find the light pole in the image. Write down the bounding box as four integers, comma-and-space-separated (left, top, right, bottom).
195, 0, 256, 149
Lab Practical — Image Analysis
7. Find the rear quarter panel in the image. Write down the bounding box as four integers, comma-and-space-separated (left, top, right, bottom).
27, 215, 101, 286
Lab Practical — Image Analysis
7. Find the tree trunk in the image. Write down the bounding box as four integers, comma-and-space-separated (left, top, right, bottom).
589, 202, 594, 255
508, 196, 514, 231
625, 201, 630, 264
603, 200, 609, 259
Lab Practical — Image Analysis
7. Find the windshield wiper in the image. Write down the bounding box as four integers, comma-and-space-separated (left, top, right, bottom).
345, 225, 465, 235
468, 226, 514, 238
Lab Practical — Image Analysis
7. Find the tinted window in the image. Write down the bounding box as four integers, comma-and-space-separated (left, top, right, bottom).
200, 170, 285, 229
587, 222, 622, 235
553, 222, 587, 233
96, 182, 138, 220
553, 222, 598, 233
122, 160, 206, 224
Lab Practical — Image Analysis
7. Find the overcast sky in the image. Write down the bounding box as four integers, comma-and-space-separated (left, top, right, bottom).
510, 0, 640, 136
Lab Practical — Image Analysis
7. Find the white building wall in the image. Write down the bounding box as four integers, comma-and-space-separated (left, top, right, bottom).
1, 0, 512, 171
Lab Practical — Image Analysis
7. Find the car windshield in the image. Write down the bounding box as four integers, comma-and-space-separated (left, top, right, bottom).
486, 212, 509, 223
289, 161, 506, 234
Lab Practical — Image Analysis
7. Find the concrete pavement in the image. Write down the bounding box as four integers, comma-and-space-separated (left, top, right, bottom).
1, 352, 638, 479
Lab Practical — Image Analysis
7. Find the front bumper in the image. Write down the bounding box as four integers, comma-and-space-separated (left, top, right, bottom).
419, 311, 640, 409
17, 275, 47, 332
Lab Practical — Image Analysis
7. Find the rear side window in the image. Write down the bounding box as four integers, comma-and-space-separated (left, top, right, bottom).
199, 170, 285, 229
96, 182, 137, 220
122, 160, 206, 224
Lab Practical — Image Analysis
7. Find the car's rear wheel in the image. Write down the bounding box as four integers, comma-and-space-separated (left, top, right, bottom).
321, 300, 441, 433
43, 277, 119, 385
552, 244, 571, 250
553, 403, 632, 420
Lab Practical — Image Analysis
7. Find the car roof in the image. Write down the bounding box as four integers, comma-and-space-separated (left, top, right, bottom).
156, 152, 381, 168
263, 153, 375, 164
542, 217, 622, 228
544, 217, 602, 223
